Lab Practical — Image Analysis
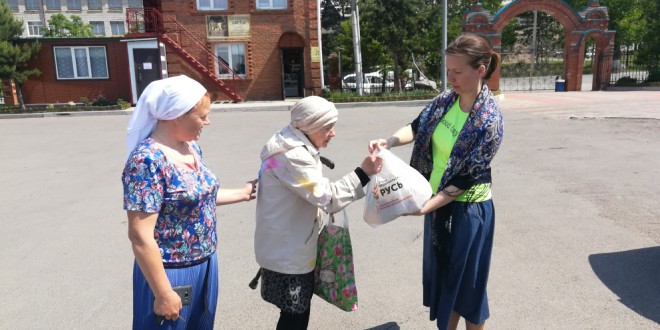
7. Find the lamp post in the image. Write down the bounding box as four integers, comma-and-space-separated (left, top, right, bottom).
351, 0, 363, 96
441, 0, 447, 91
317, 0, 325, 91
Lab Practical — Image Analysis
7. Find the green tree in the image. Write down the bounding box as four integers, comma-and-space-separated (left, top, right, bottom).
44, 13, 93, 37
636, 0, 659, 81
359, 0, 431, 91
0, 1, 41, 110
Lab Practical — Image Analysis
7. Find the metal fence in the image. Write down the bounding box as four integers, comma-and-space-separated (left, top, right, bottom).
609, 46, 650, 85
500, 46, 565, 92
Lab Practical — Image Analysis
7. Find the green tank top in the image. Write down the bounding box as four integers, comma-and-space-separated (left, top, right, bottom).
428, 98, 491, 202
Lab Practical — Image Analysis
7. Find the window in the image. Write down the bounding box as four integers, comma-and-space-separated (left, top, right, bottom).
67, 0, 82, 10
90, 21, 105, 36
215, 44, 246, 77
7, 0, 18, 11
256, 0, 287, 10
110, 21, 125, 35
25, 0, 40, 10
27, 21, 44, 36
88, 0, 102, 10
197, 0, 227, 11
54, 46, 109, 79
128, 0, 143, 8
45, 0, 61, 10
108, 0, 122, 10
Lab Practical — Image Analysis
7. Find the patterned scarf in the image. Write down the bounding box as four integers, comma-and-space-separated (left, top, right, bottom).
410, 83, 503, 193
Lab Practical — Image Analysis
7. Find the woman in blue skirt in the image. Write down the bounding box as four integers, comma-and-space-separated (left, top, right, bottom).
122, 75, 257, 329
370, 33, 503, 330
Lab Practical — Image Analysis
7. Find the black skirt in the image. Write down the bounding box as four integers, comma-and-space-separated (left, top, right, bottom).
260, 268, 315, 314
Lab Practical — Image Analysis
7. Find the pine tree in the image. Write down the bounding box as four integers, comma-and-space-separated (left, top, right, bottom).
0, 1, 41, 110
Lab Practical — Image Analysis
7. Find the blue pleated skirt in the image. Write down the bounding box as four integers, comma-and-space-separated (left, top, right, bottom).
132, 252, 219, 330
423, 200, 495, 329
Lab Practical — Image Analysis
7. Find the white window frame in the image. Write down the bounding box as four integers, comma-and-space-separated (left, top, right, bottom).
214, 43, 246, 78
87, 0, 102, 10
108, 0, 122, 10
25, 0, 40, 10
67, 0, 82, 10
27, 21, 44, 37
45, 0, 61, 10
90, 21, 105, 36
7, 0, 19, 11
256, 0, 287, 10
196, 0, 228, 11
54, 46, 109, 80
110, 21, 126, 35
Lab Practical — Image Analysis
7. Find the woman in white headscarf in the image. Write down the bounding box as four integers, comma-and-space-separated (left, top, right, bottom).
254, 96, 381, 329
122, 75, 256, 329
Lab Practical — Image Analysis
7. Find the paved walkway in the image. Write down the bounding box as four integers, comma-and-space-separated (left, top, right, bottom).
0, 90, 658, 329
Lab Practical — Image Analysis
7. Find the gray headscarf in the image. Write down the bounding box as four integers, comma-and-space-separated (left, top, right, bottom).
290, 96, 338, 134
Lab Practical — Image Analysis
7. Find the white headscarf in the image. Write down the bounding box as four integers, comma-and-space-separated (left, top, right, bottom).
125, 75, 207, 160
290, 96, 338, 134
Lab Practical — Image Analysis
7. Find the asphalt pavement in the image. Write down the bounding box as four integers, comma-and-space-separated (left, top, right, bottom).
0, 90, 659, 329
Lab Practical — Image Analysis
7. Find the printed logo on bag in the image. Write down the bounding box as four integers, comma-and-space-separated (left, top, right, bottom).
377, 177, 404, 197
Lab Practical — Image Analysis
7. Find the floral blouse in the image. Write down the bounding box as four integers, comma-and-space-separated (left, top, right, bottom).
123, 138, 220, 266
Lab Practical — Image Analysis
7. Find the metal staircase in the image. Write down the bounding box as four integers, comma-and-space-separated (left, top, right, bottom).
126, 7, 243, 102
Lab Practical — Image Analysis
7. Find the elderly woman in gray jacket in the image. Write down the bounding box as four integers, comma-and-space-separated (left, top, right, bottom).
254, 96, 381, 329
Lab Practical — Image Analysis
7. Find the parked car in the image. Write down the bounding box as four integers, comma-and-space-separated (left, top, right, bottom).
342, 72, 394, 94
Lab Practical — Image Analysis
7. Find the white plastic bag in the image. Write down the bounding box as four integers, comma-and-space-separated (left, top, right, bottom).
363, 148, 433, 227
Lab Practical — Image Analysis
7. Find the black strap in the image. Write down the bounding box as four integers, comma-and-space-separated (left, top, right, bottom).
248, 268, 262, 290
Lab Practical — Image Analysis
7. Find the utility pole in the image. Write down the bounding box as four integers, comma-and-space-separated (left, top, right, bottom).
441, 0, 447, 91
317, 0, 325, 90
529, 10, 538, 91
351, 0, 363, 95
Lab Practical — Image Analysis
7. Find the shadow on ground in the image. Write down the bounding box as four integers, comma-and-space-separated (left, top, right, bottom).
589, 246, 660, 323
365, 321, 400, 330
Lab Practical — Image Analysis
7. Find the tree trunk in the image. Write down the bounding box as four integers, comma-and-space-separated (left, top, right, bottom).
16, 81, 26, 111
393, 53, 400, 92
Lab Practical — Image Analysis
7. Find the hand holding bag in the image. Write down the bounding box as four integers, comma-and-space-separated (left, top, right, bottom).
363, 148, 433, 226
313, 210, 358, 311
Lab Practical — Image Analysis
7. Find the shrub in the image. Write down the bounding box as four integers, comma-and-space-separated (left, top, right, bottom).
116, 99, 131, 109
615, 76, 639, 86
92, 94, 110, 106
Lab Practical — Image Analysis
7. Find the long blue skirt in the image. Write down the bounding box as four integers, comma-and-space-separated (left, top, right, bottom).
423, 200, 494, 329
133, 253, 219, 330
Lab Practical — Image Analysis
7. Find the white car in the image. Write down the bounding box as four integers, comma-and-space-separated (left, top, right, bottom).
342, 72, 394, 94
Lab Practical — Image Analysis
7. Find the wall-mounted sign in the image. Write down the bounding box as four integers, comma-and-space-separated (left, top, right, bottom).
207, 15, 250, 39
311, 46, 320, 63
228, 15, 250, 38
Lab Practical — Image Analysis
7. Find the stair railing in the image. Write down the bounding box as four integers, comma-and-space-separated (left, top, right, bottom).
126, 8, 243, 82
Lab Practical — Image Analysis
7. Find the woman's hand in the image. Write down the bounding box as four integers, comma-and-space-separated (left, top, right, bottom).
153, 289, 183, 322
243, 179, 258, 201
360, 154, 383, 176
216, 179, 258, 205
368, 138, 389, 153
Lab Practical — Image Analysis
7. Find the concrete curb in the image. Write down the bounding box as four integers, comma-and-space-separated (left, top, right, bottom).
0, 108, 133, 120
0, 99, 434, 119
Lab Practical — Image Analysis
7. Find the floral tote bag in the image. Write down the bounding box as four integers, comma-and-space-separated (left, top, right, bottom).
313, 210, 358, 311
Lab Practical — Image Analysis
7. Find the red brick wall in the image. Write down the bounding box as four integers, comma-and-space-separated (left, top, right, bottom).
21, 38, 131, 104
158, 0, 320, 101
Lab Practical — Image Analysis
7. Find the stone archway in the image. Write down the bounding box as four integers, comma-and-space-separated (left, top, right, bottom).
463, 0, 615, 91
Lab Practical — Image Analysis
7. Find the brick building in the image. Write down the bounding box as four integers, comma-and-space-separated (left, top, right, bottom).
3, 0, 323, 105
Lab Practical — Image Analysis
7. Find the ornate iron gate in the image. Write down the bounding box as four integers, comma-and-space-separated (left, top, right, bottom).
500, 45, 565, 92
